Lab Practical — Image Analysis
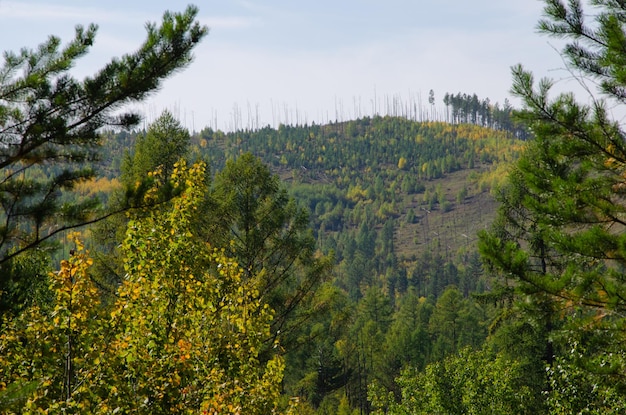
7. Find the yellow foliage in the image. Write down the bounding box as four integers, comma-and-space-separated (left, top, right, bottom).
74, 177, 121, 196
397, 156, 407, 170
0, 232, 105, 412
346, 184, 368, 202
0, 161, 286, 414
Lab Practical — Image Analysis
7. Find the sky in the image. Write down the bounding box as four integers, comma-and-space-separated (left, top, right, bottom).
0, 0, 590, 132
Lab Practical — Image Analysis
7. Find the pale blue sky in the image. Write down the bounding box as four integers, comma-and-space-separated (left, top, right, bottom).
0, 1, 587, 131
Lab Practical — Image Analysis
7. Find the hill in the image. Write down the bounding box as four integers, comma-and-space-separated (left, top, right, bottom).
93, 115, 525, 411
185, 117, 521, 296
97, 116, 523, 298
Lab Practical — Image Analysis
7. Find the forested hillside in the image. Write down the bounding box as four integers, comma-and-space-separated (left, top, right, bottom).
194, 116, 519, 294
99, 116, 522, 299
6, 1, 626, 413
88, 115, 522, 412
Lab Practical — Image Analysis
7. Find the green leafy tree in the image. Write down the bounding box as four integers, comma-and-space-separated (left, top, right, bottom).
369, 348, 535, 415
102, 160, 284, 414
484, 299, 552, 413
479, 0, 626, 405
0, 161, 286, 414
546, 347, 626, 415
92, 111, 194, 290
0, 233, 105, 413
0, 5, 207, 266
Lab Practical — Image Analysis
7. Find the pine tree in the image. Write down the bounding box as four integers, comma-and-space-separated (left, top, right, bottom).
121, 110, 191, 186
0, 5, 207, 267
480, 0, 626, 404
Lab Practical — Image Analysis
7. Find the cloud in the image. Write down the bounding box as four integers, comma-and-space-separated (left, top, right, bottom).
141, 9, 577, 132
201, 15, 260, 30
0, 1, 148, 23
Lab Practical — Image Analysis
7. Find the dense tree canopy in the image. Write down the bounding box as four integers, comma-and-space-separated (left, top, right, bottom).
0, 161, 285, 414
6, 1, 610, 413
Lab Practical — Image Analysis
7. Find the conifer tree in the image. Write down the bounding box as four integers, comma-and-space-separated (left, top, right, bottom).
480, 0, 626, 403
205, 153, 333, 351
0, 5, 207, 267
121, 110, 191, 186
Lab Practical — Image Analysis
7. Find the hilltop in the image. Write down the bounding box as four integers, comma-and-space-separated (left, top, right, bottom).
190, 117, 520, 289
97, 116, 523, 300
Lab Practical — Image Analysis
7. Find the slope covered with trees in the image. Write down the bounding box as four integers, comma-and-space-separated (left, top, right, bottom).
371, 0, 626, 413
8, 0, 626, 413
3, 86, 522, 412
90, 112, 522, 412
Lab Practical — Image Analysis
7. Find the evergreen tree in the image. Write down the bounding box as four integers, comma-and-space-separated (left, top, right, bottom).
480, 0, 626, 404
205, 153, 333, 352
0, 5, 207, 268
121, 110, 191, 186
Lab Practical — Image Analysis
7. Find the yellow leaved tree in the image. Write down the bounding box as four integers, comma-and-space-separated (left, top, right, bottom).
0, 235, 106, 413
0, 160, 285, 414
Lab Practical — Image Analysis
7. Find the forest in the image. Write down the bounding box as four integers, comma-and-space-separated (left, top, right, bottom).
3, 0, 626, 414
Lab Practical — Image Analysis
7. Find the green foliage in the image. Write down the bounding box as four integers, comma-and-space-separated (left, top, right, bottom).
479, 0, 626, 410
107, 114, 516, 311
201, 118, 518, 187
121, 110, 191, 186
1, 54, 526, 412
429, 286, 486, 359
92, 110, 195, 291
0, 248, 52, 317
369, 348, 535, 415
0, 5, 206, 266
380, 290, 433, 383
206, 152, 333, 351
546, 347, 626, 415
104, 160, 283, 413
481, 58, 626, 398
0, 161, 285, 414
